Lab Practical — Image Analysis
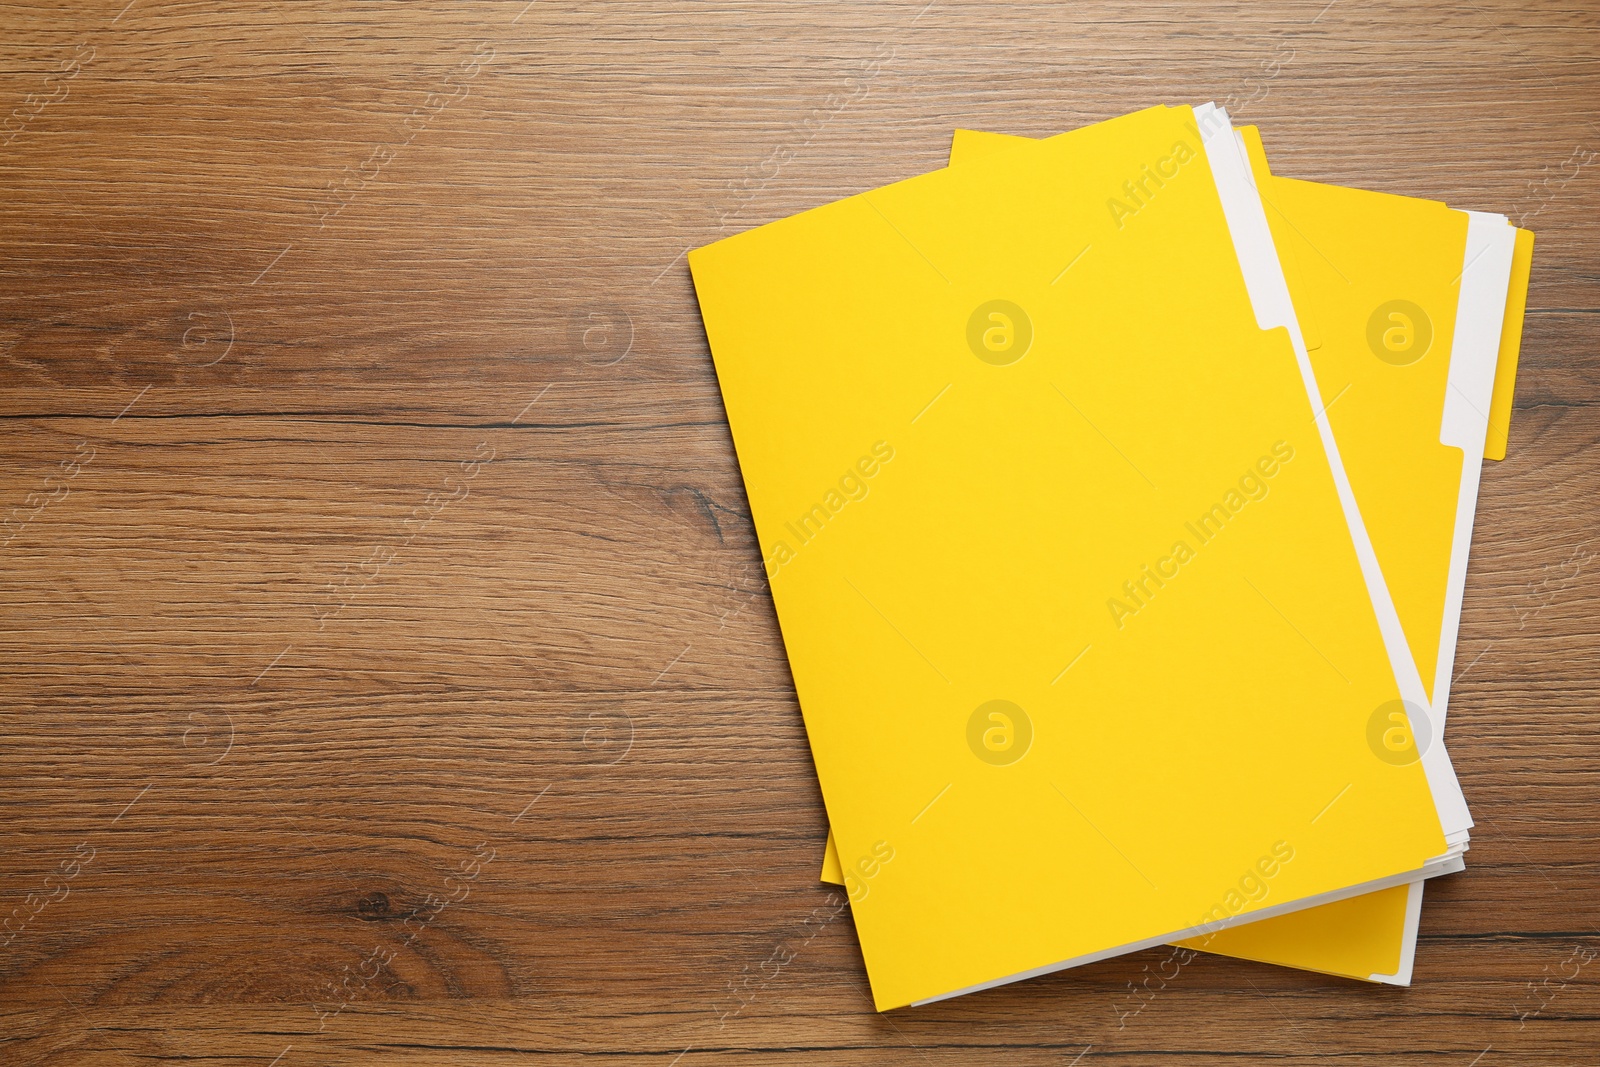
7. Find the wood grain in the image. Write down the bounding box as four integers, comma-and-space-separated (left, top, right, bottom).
1, 0, 1597, 1063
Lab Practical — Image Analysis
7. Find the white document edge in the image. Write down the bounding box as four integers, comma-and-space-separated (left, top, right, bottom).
1433, 211, 1517, 724
1368, 880, 1426, 984
1382, 209, 1518, 983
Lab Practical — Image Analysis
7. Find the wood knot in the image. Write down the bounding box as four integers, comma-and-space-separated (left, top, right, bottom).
357, 892, 391, 919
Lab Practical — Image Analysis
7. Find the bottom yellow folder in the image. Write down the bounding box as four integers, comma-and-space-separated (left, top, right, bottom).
819, 118, 1534, 986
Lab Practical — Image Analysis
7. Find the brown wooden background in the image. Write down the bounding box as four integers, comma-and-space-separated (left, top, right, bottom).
2, 1, 1597, 1063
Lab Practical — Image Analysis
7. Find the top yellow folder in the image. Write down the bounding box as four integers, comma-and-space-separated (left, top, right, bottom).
690, 104, 1467, 1009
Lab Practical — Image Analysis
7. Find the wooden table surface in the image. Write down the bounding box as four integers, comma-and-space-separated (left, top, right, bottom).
3, 1, 1597, 1063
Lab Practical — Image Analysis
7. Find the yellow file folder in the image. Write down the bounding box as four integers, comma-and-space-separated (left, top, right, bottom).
820, 117, 1528, 987
694, 104, 1467, 1009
